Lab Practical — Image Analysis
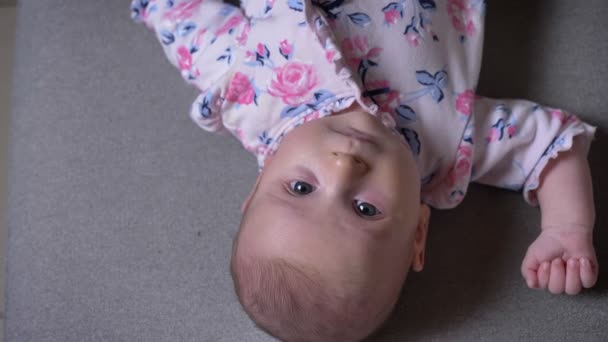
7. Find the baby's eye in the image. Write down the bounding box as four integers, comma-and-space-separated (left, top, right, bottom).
289, 180, 315, 195
353, 200, 381, 218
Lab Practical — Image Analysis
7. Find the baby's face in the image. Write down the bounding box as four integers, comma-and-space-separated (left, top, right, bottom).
239, 109, 428, 306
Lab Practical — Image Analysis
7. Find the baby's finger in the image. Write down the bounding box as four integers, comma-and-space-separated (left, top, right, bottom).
580, 258, 598, 288
521, 256, 540, 288
548, 258, 565, 294
537, 261, 551, 290
565, 259, 582, 295
523, 268, 538, 288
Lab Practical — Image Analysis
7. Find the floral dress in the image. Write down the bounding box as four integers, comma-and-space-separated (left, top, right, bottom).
131, 0, 596, 209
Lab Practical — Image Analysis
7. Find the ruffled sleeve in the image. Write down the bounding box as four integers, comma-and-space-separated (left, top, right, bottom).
521, 110, 596, 205
468, 96, 596, 205
130, 0, 249, 132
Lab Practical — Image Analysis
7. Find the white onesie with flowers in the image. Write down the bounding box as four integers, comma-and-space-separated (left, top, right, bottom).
131, 0, 596, 209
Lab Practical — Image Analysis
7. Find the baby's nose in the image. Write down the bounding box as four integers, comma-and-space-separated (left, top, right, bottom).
330, 151, 369, 176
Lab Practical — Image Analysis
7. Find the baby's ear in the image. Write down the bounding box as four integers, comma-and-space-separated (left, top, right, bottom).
411, 204, 431, 272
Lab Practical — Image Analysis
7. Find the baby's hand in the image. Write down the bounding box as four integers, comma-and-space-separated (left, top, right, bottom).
521, 227, 598, 295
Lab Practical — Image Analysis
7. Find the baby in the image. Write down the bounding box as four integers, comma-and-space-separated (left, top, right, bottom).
131, 0, 598, 341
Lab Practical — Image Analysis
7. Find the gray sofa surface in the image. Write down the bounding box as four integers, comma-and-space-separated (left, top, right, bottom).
5, 1, 607, 341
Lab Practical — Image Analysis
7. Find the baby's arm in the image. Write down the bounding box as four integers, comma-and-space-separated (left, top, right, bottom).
463, 97, 597, 294
521, 136, 597, 294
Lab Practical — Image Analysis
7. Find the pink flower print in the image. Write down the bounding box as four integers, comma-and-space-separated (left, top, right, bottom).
384, 8, 401, 25
244, 50, 256, 63
163, 0, 203, 21
279, 39, 293, 59
234, 127, 265, 155
325, 49, 337, 63
264, 0, 276, 12
256, 43, 266, 56
365, 79, 398, 114
323, 39, 339, 63
382, 2, 403, 26
279, 40, 292, 53
192, 27, 208, 47
486, 126, 501, 143
138, 0, 158, 22
256, 145, 270, 156
465, 20, 475, 35
567, 116, 580, 125
454, 148, 472, 176
550, 109, 566, 122
341, 36, 383, 68
450, 190, 465, 204
448, 0, 477, 36
177, 46, 193, 71
244, 43, 272, 68
303, 111, 320, 123
215, 15, 245, 36
457, 145, 473, 159
226, 72, 255, 105
486, 118, 509, 143
236, 22, 251, 46
234, 127, 246, 141
549, 108, 579, 125
268, 61, 318, 105
507, 125, 517, 138
189, 68, 201, 79
403, 11, 429, 47
456, 89, 475, 116
405, 32, 420, 47
447, 155, 472, 187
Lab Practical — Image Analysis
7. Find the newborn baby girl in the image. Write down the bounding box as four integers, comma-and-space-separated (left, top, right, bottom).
131, 0, 598, 340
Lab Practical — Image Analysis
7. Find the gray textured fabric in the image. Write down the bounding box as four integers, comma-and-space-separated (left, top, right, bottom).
5, 1, 607, 341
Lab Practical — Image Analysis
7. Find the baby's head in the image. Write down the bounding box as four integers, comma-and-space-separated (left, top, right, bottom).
231, 109, 431, 341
